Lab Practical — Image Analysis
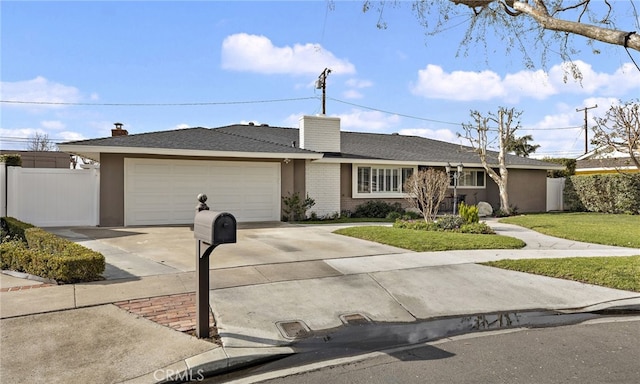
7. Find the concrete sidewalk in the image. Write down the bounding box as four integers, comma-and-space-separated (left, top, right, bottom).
1, 221, 639, 383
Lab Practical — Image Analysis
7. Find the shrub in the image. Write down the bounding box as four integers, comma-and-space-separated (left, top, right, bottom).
458, 202, 479, 224
393, 219, 440, 231
1, 217, 35, 243
1, 226, 105, 283
386, 211, 403, 220
565, 174, 640, 214
282, 192, 316, 221
0, 154, 22, 167
459, 222, 495, 234
24, 228, 105, 283
353, 201, 405, 218
402, 211, 422, 220
0, 239, 31, 271
436, 215, 465, 230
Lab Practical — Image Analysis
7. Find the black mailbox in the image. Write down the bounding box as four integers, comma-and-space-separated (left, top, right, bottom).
194, 210, 237, 246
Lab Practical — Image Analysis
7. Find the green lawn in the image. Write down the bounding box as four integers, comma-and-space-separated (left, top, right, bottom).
334, 213, 640, 292
493, 213, 640, 292
483, 256, 640, 292
333, 226, 525, 252
500, 213, 640, 248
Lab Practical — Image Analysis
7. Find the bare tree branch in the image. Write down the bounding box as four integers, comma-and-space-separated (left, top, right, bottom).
592, 100, 640, 170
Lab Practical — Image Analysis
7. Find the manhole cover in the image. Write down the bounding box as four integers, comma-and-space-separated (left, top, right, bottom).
340, 313, 371, 325
276, 320, 311, 339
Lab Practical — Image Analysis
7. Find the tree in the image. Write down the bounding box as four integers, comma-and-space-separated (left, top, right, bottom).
403, 168, 450, 223
26, 132, 57, 152
506, 134, 540, 157
460, 107, 521, 215
362, 1, 639, 74
591, 100, 640, 170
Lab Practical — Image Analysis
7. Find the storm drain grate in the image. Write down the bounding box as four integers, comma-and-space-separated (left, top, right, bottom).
276, 320, 311, 339
340, 313, 371, 325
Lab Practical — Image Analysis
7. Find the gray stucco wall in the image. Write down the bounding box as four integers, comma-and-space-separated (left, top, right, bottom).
338, 164, 548, 216
99, 153, 125, 227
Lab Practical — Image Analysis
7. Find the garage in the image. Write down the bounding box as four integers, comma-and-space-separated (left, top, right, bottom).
124, 158, 280, 226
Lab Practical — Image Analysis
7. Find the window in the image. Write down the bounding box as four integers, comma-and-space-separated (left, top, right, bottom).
356, 166, 414, 195
357, 167, 370, 193
449, 170, 485, 187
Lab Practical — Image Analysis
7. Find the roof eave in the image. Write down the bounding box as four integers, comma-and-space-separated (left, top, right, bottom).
315, 156, 565, 170
57, 144, 323, 161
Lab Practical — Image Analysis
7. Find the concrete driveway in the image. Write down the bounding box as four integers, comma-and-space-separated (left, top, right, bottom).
48, 223, 408, 280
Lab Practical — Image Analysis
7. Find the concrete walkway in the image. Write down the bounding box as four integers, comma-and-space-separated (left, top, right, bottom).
1, 221, 639, 383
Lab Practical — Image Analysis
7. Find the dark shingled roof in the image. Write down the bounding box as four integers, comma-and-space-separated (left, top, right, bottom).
63, 123, 558, 168
216, 124, 556, 167
63, 126, 316, 154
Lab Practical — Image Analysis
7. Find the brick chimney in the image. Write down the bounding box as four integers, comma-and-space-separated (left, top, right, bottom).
111, 122, 128, 137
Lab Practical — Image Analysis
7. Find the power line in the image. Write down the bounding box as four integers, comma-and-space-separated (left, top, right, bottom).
2, 96, 585, 132
0, 97, 319, 107
328, 97, 582, 131
329, 97, 461, 126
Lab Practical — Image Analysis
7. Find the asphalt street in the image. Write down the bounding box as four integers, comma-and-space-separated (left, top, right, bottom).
215, 317, 640, 384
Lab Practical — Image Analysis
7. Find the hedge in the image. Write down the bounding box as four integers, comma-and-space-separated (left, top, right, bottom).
1, 217, 35, 242
0, 154, 22, 167
564, 173, 640, 214
0, 218, 105, 283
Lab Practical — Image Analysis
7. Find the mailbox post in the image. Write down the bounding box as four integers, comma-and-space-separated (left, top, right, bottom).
194, 208, 237, 338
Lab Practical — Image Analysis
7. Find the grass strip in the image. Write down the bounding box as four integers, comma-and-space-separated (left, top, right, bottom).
334, 226, 525, 252
483, 256, 640, 292
500, 213, 640, 248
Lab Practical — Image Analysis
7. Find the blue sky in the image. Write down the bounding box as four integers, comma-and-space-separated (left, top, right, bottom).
2, 1, 639, 158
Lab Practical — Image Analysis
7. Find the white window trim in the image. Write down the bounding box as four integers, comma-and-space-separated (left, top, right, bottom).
449, 169, 487, 189
352, 164, 417, 199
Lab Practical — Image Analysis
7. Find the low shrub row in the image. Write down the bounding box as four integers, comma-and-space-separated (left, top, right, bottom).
1, 216, 35, 242
393, 215, 495, 234
0, 217, 105, 283
351, 201, 406, 219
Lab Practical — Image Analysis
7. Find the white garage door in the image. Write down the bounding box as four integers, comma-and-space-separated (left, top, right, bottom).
124, 158, 280, 225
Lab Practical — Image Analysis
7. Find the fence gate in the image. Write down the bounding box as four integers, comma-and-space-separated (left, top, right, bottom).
546, 177, 565, 212
3, 166, 99, 227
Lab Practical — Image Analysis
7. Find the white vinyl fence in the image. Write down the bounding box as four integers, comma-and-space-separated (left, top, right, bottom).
2, 166, 99, 227
546, 177, 565, 212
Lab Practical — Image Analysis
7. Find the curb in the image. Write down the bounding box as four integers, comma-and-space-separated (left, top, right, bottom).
1, 269, 58, 285
124, 346, 295, 383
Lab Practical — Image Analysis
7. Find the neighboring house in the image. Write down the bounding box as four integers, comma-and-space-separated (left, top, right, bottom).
58, 116, 564, 226
0, 150, 71, 168
575, 147, 640, 175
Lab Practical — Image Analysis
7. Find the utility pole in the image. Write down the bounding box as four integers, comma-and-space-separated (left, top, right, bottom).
576, 104, 597, 154
315, 68, 331, 115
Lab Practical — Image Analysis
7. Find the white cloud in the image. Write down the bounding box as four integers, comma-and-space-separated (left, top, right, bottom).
342, 89, 363, 99
411, 65, 505, 101
398, 128, 461, 143
1, 76, 82, 108
40, 120, 66, 130
345, 78, 373, 88
221, 33, 356, 75
58, 131, 87, 142
334, 109, 401, 131
411, 61, 640, 102
503, 69, 555, 101
343, 78, 372, 99
174, 123, 190, 129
